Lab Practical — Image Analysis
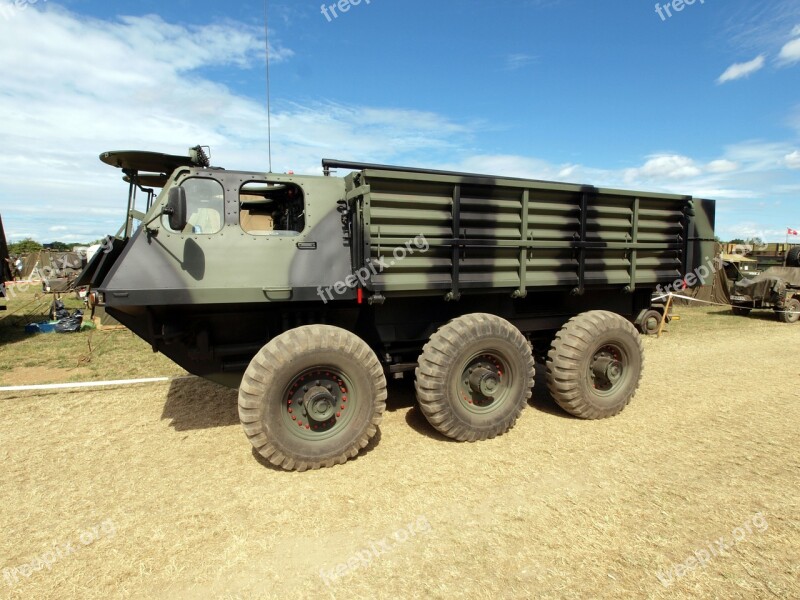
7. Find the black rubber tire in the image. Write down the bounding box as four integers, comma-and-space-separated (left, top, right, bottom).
732, 307, 751, 317
546, 311, 644, 420
786, 247, 800, 267
637, 309, 663, 336
238, 325, 387, 471
778, 297, 800, 324
415, 313, 535, 442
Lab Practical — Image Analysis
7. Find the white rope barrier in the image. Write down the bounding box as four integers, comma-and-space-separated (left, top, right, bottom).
654, 292, 800, 315
0, 376, 194, 394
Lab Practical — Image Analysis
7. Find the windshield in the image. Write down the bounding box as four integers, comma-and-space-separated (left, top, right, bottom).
162, 178, 225, 235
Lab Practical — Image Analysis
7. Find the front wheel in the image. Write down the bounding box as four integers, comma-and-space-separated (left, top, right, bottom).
546, 311, 644, 420
415, 314, 535, 442
777, 297, 800, 324
238, 326, 387, 471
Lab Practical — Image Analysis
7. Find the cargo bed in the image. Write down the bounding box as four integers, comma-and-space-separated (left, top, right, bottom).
343, 166, 716, 299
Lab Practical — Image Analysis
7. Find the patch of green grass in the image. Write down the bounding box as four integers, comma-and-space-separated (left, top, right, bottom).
0, 287, 187, 384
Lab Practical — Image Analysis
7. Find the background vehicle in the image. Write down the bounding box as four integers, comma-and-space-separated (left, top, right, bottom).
79, 148, 717, 471
731, 267, 800, 324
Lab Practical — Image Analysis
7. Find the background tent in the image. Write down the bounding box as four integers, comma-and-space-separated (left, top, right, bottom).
20, 250, 85, 280
674, 265, 732, 306
673, 244, 732, 307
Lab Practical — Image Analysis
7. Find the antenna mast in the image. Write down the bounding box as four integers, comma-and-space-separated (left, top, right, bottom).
264, 0, 273, 173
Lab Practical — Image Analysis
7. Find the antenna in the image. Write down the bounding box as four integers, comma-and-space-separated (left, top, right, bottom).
264, 0, 273, 173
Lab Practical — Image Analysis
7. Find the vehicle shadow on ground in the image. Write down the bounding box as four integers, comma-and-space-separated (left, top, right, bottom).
162, 377, 239, 431
162, 376, 384, 472
161, 367, 573, 444
528, 364, 575, 419
393, 364, 575, 442
250, 429, 384, 472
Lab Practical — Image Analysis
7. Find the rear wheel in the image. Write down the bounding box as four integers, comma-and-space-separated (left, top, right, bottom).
777, 297, 800, 324
238, 326, 387, 471
732, 307, 751, 317
546, 311, 644, 420
415, 314, 535, 442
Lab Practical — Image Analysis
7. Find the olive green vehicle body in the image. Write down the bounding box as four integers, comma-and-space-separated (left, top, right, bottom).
80, 152, 716, 387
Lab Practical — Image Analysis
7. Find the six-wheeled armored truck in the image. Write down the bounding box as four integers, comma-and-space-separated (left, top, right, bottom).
79, 148, 716, 471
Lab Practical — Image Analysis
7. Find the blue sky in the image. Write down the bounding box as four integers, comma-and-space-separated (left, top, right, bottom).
0, 0, 799, 243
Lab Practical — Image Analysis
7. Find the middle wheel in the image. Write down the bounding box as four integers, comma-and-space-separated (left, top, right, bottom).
415, 313, 535, 442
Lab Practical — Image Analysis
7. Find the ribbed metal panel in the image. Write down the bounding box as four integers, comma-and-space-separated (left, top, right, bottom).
352, 169, 701, 296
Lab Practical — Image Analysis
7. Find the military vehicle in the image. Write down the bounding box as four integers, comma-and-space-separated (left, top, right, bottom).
730, 267, 800, 323
79, 147, 716, 471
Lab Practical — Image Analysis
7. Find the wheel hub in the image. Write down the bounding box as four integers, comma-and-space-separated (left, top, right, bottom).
304, 386, 336, 423
459, 354, 508, 410
284, 370, 351, 437
468, 367, 500, 397
591, 353, 624, 388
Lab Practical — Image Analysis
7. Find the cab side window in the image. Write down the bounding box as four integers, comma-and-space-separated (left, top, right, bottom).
163, 178, 224, 234
240, 182, 305, 235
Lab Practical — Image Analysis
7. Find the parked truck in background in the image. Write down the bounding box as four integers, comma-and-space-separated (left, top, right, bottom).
78, 147, 717, 471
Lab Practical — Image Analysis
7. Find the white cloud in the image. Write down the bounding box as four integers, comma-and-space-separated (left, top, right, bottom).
722, 140, 800, 173
717, 55, 766, 83
504, 54, 536, 71
706, 159, 739, 173
724, 223, 788, 241
688, 188, 754, 200
793, 25, 800, 36
778, 37, 800, 64
445, 155, 574, 181
7, 232, 37, 242
786, 150, 800, 169
624, 155, 702, 182
720, 2, 800, 55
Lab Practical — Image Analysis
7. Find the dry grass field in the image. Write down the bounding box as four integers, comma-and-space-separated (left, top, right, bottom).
0, 291, 798, 599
